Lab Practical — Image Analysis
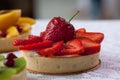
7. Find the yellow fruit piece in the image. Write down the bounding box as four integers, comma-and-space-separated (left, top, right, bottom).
0, 9, 21, 30
17, 17, 35, 25
6, 26, 19, 38
19, 23, 31, 33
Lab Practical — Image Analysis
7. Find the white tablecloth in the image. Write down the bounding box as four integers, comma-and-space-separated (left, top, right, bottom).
3, 20, 120, 80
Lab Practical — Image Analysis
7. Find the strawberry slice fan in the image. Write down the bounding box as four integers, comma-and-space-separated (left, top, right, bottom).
13, 28, 104, 57
75, 28, 104, 55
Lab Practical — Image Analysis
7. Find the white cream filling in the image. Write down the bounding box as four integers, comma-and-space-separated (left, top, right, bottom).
21, 50, 39, 57
20, 50, 81, 58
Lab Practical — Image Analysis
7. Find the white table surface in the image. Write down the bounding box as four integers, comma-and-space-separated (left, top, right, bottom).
2, 20, 120, 80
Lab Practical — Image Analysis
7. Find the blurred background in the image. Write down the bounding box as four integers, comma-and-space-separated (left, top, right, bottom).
0, 0, 120, 20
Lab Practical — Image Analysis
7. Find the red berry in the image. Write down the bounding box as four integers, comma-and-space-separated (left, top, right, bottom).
6, 53, 17, 60
19, 40, 53, 50
13, 36, 42, 46
42, 17, 75, 42
0, 30, 7, 37
61, 39, 84, 55
76, 30, 104, 43
15, 25, 22, 32
28, 35, 42, 40
4, 59, 14, 67
37, 41, 64, 57
40, 31, 46, 39
75, 28, 86, 33
78, 37, 101, 55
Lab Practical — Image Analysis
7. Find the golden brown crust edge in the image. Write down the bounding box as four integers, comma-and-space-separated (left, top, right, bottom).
27, 60, 101, 75
21, 51, 100, 74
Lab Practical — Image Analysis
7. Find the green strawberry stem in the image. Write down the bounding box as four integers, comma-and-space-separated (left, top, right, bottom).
68, 11, 80, 23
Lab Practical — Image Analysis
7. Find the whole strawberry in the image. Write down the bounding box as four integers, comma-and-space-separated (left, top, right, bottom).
42, 17, 75, 42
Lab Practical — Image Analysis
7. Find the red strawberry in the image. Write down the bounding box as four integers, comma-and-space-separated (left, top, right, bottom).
13, 36, 42, 46
78, 37, 100, 55
76, 31, 104, 43
37, 41, 64, 57
75, 28, 86, 33
28, 35, 42, 40
19, 40, 53, 50
40, 31, 46, 38
13, 40, 34, 46
42, 17, 75, 42
61, 39, 84, 55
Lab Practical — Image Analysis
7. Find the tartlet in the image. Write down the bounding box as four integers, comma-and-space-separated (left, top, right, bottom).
0, 9, 35, 53
13, 17, 104, 74
0, 31, 30, 53
0, 53, 26, 80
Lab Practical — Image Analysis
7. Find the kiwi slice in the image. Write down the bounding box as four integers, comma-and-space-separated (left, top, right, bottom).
0, 57, 26, 80
14, 57, 26, 73
0, 56, 5, 71
0, 55, 5, 61
0, 59, 16, 80
0, 68, 17, 80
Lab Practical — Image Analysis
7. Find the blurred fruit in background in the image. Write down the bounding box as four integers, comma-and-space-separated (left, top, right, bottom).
0, 0, 120, 20
0, 0, 34, 18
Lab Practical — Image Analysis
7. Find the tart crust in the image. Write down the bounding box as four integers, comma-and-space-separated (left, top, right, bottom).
0, 31, 30, 53
21, 51, 100, 74
9, 69, 26, 80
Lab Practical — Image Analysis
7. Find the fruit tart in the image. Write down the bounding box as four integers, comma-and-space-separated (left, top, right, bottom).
0, 9, 35, 53
0, 53, 26, 80
13, 12, 104, 74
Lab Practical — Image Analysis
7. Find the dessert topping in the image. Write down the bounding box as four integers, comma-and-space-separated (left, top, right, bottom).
15, 25, 22, 33
13, 27, 104, 57
41, 11, 80, 42
4, 59, 15, 67
6, 53, 17, 60
37, 41, 64, 57
41, 17, 75, 42
13, 35, 42, 46
0, 9, 35, 38
78, 37, 101, 55
76, 31, 104, 43
61, 39, 84, 55
4, 53, 17, 67
19, 40, 53, 50
0, 30, 7, 37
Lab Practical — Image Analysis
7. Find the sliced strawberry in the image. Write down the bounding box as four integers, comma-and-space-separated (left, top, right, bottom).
37, 41, 64, 57
76, 31, 104, 43
40, 31, 46, 38
78, 37, 100, 55
28, 35, 43, 40
13, 40, 34, 46
61, 39, 84, 55
19, 40, 53, 50
13, 35, 43, 46
28, 35, 41, 39
13, 38, 42, 46
75, 28, 86, 33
